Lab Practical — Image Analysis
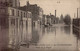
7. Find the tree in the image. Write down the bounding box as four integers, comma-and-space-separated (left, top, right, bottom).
63, 14, 71, 25
60, 14, 64, 23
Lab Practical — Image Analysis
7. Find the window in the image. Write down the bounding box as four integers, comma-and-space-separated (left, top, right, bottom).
24, 12, 25, 17
12, 9, 14, 16
21, 12, 22, 17
9, 0, 12, 6
11, 19, 15, 25
18, 11, 19, 16
16, 18, 18, 28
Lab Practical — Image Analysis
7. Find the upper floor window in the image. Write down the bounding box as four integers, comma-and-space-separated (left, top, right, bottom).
18, 11, 19, 16
12, 9, 14, 16
24, 12, 25, 17
21, 12, 22, 17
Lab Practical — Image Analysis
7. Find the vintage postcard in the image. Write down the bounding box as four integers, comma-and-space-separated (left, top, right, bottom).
0, 0, 80, 51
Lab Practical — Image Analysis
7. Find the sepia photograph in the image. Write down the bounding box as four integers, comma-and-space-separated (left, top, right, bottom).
0, 0, 80, 51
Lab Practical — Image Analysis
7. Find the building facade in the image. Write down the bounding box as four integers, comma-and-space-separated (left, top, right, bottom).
73, 8, 80, 35
0, 3, 28, 50
19, 1, 43, 26
0, 0, 20, 8
0, 0, 43, 50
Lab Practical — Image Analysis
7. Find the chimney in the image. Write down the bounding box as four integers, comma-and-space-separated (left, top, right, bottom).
55, 10, 56, 17
27, 1, 29, 6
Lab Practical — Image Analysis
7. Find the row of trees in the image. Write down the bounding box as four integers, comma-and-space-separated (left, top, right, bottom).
60, 14, 71, 25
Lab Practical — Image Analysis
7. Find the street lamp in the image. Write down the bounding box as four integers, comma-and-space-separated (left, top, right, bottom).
77, 8, 78, 18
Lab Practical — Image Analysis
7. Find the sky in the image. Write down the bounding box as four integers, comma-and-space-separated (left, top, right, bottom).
20, 0, 80, 18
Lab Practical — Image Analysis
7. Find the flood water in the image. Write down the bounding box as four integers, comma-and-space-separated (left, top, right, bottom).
0, 24, 80, 51
21, 24, 80, 51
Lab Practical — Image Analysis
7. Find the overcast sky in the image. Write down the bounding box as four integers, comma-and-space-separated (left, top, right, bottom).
20, 0, 80, 18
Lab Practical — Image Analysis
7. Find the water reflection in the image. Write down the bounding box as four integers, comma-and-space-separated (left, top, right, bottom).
42, 27, 45, 35
31, 25, 79, 51
1, 24, 80, 51
73, 26, 80, 50
64, 26, 71, 34
31, 27, 39, 43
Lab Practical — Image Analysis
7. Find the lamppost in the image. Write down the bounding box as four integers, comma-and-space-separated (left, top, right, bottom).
77, 8, 78, 18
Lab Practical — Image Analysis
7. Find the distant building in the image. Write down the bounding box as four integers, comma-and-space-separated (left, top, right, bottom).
42, 13, 59, 26
50, 14, 55, 24
26, 1, 39, 21
56, 17, 59, 24
73, 8, 80, 34
19, 1, 43, 26
46, 15, 51, 25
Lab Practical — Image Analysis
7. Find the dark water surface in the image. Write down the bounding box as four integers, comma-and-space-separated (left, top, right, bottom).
0, 24, 80, 51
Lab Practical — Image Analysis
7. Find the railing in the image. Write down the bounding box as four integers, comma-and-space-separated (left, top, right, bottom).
73, 25, 80, 29
73, 24, 80, 32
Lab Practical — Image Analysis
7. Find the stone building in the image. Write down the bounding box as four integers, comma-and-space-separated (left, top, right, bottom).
0, 0, 43, 50
0, 0, 20, 8
73, 8, 80, 35
42, 13, 59, 26
19, 1, 43, 26
8, 7, 21, 49
0, 2, 28, 51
